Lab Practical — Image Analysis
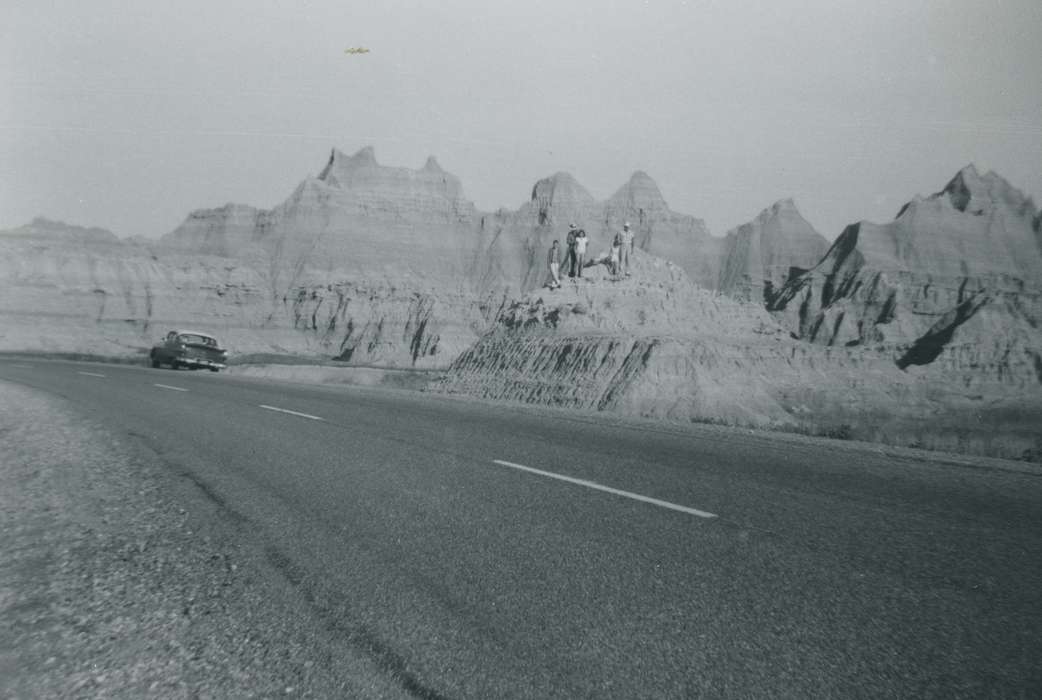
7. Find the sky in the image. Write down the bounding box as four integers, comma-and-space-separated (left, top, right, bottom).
3, 0, 1040, 241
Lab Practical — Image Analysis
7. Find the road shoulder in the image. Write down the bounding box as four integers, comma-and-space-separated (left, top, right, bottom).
0, 380, 404, 698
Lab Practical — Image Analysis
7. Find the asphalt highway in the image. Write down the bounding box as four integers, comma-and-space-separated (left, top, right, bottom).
2, 359, 1040, 697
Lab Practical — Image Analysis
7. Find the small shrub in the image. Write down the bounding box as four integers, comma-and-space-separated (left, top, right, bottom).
1019, 448, 1042, 463
821, 423, 854, 440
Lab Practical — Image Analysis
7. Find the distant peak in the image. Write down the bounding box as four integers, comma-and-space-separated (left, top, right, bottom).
423, 155, 443, 172
769, 198, 798, 213
8, 216, 119, 242
529, 172, 596, 206
745, 199, 804, 226
348, 145, 377, 165
318, 146, 380, 183
956, 163, 980, 178
725, 198, 823, 244
548, 171, 579, 184
608, 170, 666, 208
940, 164, 1029, 214
625, 170, 662, 192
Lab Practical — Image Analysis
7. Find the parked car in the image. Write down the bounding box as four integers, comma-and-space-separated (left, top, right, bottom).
150, 330, 228, 371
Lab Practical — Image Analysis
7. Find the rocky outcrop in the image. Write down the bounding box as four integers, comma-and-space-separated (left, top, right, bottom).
604, 172, 722, 289
163, 148, 480, 289
438, 247, 1042, 460
4, 153, 1041, 459
0, 223, 483, 367
440, 250, 802, 424
768, 166, 1042, 388
7, 149, 734, 367
469, 169, 722, 296
717, 199, 830, 302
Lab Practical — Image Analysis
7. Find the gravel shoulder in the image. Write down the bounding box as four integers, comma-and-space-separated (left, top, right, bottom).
0, 381, 405, 699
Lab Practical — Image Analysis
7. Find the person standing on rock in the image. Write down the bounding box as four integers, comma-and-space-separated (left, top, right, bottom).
547, 240, 561, 289
564, 224, 578, 278
574, 227, 589, 279
610, 231, 623, 280
620, 221, 635, 276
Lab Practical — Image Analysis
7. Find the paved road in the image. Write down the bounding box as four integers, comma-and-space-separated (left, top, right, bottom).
2, 359, 1041, 697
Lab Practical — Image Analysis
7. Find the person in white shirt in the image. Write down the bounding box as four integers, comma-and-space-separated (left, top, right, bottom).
610, 232, 623, 279
620, 221, 635, 276
574, 228, 589, 278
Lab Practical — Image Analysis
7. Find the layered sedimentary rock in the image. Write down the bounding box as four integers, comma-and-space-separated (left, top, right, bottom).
440, 250, 800, 424
164, 147, 479, 285
163, 149, 720, 296
438, 248, 1041, 459
0, 219, 482, 367
3, 152, 1039, 458
768, 166, 1042, 388
717, 199, 830, 301
471, 170, 722, 295
2, 148, 724, 367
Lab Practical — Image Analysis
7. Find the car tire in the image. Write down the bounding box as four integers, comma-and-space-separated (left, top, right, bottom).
169, 360, 179, 370
210, 367, 219, 373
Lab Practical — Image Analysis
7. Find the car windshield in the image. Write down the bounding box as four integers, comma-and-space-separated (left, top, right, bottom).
178, 334, 216, 346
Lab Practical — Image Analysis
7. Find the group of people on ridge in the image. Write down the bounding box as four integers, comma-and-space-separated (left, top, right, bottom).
546, 221, 635, 289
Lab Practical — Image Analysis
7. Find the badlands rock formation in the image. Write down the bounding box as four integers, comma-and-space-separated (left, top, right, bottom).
0, 223, 485, 367
437, 247, 1041, 459
471, 170, 722, 294
2, 148, 719, 367
3, 152, 1039, 459
768, 166, 1042, 389
164, 146, 477, 283
717, 199, 830, 301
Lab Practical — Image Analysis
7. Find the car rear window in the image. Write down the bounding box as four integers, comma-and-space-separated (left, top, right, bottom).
178, 334, 217, 346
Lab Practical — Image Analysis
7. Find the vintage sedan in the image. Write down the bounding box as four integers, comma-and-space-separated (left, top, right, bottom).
149, 330, 228, 371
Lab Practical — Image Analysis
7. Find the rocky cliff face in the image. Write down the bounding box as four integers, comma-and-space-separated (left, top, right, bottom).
439, 250, 801, 423
767, 166, 1042, 388
4, 152, 1040, 458
717, 199, 830, 301
438, 247, 1041, 460
468, 169, 722, 296
6, 148, 723, 367
163, 148, 479, 286
0, 218, 483, 367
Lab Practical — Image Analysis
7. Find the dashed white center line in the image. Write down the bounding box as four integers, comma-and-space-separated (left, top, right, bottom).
491, 459, 718, 519
77, 371, 106, 378
154, 383, 188, 392
259, 404, 324, 421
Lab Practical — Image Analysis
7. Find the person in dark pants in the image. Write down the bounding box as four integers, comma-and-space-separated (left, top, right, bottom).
564, 223, 578, 277
547, 240, 561, 288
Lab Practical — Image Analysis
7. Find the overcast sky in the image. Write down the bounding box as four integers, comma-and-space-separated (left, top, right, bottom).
3, 0, 1040, 240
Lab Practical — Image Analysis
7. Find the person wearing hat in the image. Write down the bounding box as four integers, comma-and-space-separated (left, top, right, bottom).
620, 221, 635, 276
564, 223, 579, 278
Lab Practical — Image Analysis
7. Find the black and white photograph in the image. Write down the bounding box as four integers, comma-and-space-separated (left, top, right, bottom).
2, 0, 1041, 696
